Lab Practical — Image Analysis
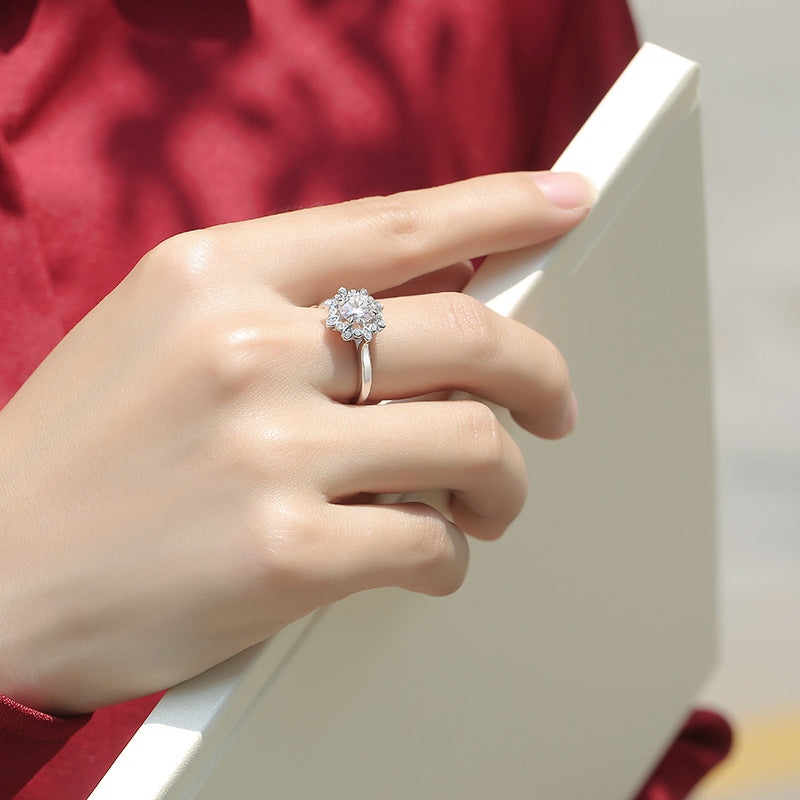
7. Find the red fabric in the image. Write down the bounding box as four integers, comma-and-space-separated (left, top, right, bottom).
0, 694, 89, 798
0, 1, 729, 798
634, 710, 734, 800
1, 693, 158, 800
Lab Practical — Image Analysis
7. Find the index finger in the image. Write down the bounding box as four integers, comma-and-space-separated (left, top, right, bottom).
215, 172, 596, 305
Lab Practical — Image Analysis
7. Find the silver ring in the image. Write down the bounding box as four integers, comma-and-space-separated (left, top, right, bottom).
323, 287, 386, 404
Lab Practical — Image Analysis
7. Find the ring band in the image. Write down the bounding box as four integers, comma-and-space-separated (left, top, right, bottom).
357, 339, 373, 404
323, 287, 385, 404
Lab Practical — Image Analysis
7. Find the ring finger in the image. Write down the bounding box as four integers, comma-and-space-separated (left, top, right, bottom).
309, 291, 575, 440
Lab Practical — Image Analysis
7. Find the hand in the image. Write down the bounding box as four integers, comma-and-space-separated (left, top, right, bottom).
0, 172, 592, 716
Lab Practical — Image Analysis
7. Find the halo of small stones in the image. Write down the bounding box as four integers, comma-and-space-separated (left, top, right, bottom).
324, 287, 386, 343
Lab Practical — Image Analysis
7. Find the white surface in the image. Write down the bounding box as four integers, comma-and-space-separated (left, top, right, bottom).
632, 0, 800, 719
88, 615, 318, 799
630, 4, 800, 798
91, 44, 716, 800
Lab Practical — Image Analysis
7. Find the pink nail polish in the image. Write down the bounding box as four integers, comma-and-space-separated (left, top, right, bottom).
531, 172, 598, 211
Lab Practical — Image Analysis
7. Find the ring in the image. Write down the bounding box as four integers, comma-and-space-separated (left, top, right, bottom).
323, 287, 386, 404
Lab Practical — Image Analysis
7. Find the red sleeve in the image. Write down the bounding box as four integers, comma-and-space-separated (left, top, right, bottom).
516, 0, 640, 169
635, 710, 734, 800
0, 694, 90, 799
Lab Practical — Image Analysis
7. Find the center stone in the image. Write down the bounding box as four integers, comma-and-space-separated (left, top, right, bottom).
341, 294, 374, 323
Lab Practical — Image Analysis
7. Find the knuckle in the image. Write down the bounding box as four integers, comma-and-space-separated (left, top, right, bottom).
460, 400, 507, 476
194, 307, 303, 400
200, 324, 267, 396
538, 340, 572, 436
541, 338, 570, 398
406, 505, 468, 597
441, 293, 500, 366
356, 194, 426, 260
141, 230, 220, 293
245, 501, 317, 588
503, 452, 529, 525
510, 449, 529, 510
510, 171, 549, 205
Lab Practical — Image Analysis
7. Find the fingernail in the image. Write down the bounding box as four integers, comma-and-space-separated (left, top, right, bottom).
531, 172, 597, 211
564, 391, 579, 434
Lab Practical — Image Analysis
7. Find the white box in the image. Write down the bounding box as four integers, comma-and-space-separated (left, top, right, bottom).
91, 43, 716, 800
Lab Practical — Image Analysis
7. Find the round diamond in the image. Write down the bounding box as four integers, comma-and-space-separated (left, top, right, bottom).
323, 287, 386, 344
340, 292, 377, 325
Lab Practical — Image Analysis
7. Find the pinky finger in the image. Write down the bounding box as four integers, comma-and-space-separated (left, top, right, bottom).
320, 502, 470, 598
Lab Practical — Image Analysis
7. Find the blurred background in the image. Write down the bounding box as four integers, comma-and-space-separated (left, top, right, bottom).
629, 2, 800, 798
